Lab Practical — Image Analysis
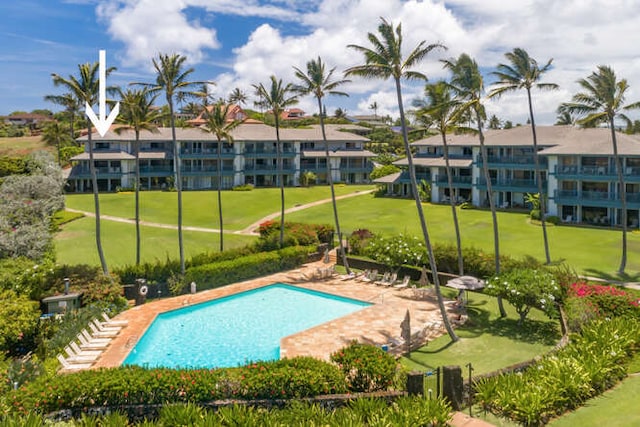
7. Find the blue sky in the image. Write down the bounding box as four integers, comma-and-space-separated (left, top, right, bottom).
2, 0, 640, 125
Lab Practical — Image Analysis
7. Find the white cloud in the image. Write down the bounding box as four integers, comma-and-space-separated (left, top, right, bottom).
97, 0, 640, 125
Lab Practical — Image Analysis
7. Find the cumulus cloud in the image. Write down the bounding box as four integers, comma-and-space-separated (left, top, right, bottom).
96, 0, 640, 124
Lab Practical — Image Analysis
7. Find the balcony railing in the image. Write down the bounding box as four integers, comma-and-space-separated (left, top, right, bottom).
476, 178, 545, 189
435, 175, 473, 185
476, 155, 547, 166
554, 190, 640, 204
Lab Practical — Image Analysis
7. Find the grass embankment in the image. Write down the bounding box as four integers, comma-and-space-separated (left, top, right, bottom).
0, 136, 51, 156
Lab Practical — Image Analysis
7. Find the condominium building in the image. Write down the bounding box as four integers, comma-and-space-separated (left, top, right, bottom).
67, 121, 374, 192
376, 125, 640, 228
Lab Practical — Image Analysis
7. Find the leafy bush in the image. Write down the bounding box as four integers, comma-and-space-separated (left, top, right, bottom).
484, 268, 562, 324
0, 290, 40, 355
546, 215, 561, 225
530, 209, 541, 220
299, 170, 317, 187
347, 228, 374, 255
330, 341, 398, 392
9, 357, 347, 414
232, 183, 254, 191
364, 234, 426, 270
566, 282, 639, 322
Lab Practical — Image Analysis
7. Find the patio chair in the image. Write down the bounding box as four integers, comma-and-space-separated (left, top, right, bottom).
374, 272, 390, 286
356, 269, 371, 282
64, 345, 100, 362
88, 323, 119, 338
80, 329, 112, 345
361, 269, 378, 283
77, 333, 110, 350
394, 275, 411, 289
101, 312, 128, 327
57, 354, 93, 371
92, 318, 122, 333
70, 341, 102, 357
378, 272, 397, 287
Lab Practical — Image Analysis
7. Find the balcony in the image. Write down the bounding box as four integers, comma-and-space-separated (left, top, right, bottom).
476, 155, 547, 168
180, 148, 235, 158
139, 165, 173, 176
243, 148, 296, 158
475, 178, 544, 192
181, 165, 235, 176
553, 190, 640, 207
68, 167, 122, 179
435, 175, 473, 187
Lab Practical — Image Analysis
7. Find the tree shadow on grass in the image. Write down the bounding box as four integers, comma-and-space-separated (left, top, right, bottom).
582, 268, 640, 284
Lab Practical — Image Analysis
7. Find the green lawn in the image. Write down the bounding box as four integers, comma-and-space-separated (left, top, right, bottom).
64, 185, 374, 231
59, 187, 640, 278
0, 135, 51, 156
402, 288, 560, 376
54, 216, 257, 267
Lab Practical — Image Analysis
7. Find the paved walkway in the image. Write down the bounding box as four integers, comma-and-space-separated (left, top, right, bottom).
66, 189, 375, 236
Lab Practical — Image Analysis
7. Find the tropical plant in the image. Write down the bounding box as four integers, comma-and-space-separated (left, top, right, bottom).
443, 53, 506, 317
294, 56, 352, 273
369, 101, 379, 119
253, 75, 299, 247
135, 53, 207, 274
40, 121, 72, 165
228, 87, 248, 106
415, 81, 467, 275
115, 88, 161, 265
560, 65, 640, 273
51, 60, 116, 276
200, 102, 244, 251
346, 18, 457, 341
330, 341, 398, 392
489, 48, 558, 265
43, 92, 80, 139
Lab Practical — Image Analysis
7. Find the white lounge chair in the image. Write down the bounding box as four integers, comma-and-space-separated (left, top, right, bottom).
57, 354, 93, 371
64, 346, 100, 362
379, 272, 397, 287
70, 341, 102, 357
88, 323, 119, 338
77, 333, 110, 350
92, 318, 121, 332
101, 312, 128, 327
80, 329, 111, 345
355, 269, 371, 282
374, 272, 391, 286
362, 269, 378, 283
394, 275, 411, 289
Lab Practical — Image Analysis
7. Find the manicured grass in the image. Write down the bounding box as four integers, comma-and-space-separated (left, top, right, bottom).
54, 216, 257, 267
401, 288, 560, 376
284, 194, 640, 279
0, 136, 51, 156
547, 375, 640, 427
64, 185, 374, 231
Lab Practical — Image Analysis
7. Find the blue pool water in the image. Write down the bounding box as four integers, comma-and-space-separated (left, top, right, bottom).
124, 283, 371, 369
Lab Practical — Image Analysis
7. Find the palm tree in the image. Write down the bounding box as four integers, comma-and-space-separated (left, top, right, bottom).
134, 53, 205, 274
228, 87, 248, 106
489, 48, 559, 265
44, 92, 80, 139
487, 114, 502, 130
51, 62, 116, 276
555, 104, 576, 126
417, 81, 466, 276
369, 101, 379, 119
41, 121, 72, 165
346, 18, 458, 342
200, 102, 243, 251
115, 88, 162, 265
293, 56, 352, 273
253, 76, 299, 247
561, 65, 640, 273
442, 53, 506, 317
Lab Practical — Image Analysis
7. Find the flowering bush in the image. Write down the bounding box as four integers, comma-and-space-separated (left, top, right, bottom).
364, 234, 426, 270
485, 268, 562, 324
347, 228, 374, 255
566, 282, 639, 322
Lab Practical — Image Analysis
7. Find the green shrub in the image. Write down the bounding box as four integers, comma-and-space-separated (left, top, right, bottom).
232, 183, 254, 191
546, 215, 560, 225
330, 341, 398, 392
530, 209, 541, 220
347, 229, 374, 255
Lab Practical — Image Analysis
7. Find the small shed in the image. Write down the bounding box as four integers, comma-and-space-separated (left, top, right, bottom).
41, 292, 83, 315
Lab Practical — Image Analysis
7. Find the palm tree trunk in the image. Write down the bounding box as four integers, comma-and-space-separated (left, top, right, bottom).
135, 131, 141, 265
318, 97, 350, 273
395, 78, 458, 342
275, 115, 285, 247
476, 112, 506, 317
527, 89, 551, 264
442, 133, 464, 276
217, 138, 224, 251
87, 120, 109, 276
168, 100, 185, 275
610, 120, 628, 273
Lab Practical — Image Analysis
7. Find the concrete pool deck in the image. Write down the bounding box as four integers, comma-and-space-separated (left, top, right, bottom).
93, 259, 457, 369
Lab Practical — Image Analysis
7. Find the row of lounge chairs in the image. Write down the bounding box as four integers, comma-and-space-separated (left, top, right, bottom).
350, 269, 411, 289
57, 313, 128, 372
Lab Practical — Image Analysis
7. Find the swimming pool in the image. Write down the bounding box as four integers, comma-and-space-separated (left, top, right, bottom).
123, 283, 371, 369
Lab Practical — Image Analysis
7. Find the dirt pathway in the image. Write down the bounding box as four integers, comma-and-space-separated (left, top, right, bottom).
66, 189, 374, 236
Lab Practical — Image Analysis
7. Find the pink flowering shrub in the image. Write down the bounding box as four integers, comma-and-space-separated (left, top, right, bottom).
564, 282, 640, 331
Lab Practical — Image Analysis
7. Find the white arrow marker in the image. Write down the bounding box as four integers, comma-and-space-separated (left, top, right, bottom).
86, 50, 119, 137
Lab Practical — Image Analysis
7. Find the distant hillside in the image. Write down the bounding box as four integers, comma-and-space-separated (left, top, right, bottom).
0, 136, 51, 157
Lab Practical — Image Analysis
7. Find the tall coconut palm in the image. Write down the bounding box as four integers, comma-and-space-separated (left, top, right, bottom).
51, 61, 116, 276
134, 53, 205, 274
44, 92, 80, 140
200, 102, 244, 251
293, 56, 352, 273
228, 87, 248, 106
253, 76, 299, 247
115, 88, 162, 265
41, 121, 72, 166
489, 48, 559, 265
442, 53, 507, 317
561, 65, 640, 273
345, 18, 458, 342
416, 81, 466, 276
